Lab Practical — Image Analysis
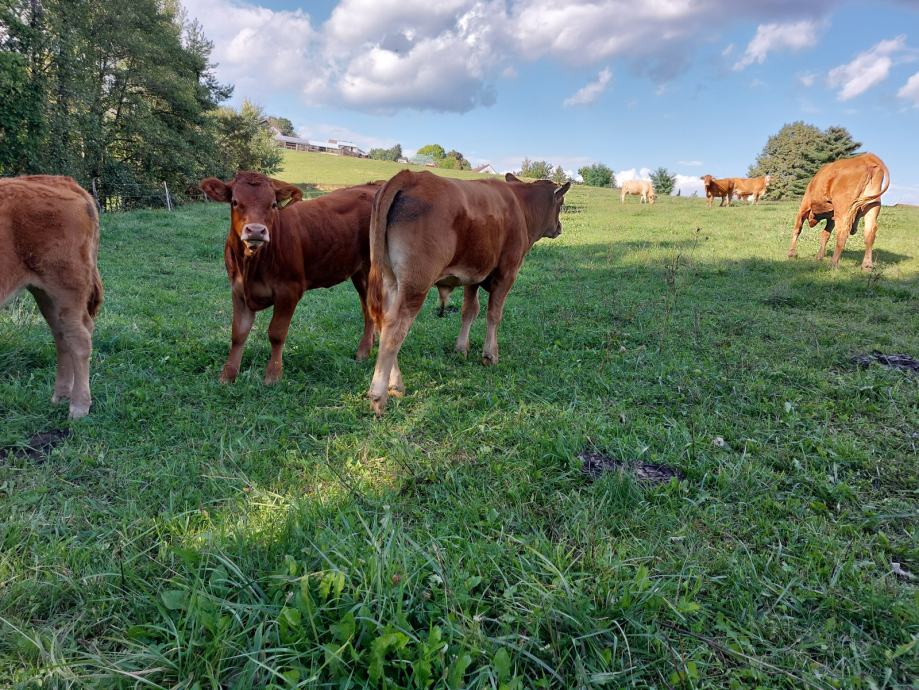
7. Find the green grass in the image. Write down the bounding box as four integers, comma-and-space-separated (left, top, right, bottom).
1, 154, 917, 689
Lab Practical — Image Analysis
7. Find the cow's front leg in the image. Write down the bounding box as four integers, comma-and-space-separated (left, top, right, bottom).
264, 296, 297, 384
481, 279, 513, 366
221, 292, 255, 383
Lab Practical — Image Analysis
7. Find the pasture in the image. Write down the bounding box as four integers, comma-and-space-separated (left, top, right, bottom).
1, 153, 917, 688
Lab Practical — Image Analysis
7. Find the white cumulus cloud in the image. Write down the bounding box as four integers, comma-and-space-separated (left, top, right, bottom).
896, 69, 919, 106
827, 36, 906, 101
563, 68, 612, 107
733, 20, 823, 71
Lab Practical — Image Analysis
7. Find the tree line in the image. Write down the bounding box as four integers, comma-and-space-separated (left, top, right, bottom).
0, 0, 282, 206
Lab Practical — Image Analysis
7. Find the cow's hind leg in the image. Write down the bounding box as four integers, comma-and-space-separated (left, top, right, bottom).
860, 204, 880, 271
437, 285, 452, 317
351, 272, 375, 360
369, 288, 425, 416
29, 287, 74, 404
51, 292, 94, 419
455, 285, 480, 356
830, 214, 853, 268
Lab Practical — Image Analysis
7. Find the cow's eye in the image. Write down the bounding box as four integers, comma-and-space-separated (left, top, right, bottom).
272, 201, 279, 209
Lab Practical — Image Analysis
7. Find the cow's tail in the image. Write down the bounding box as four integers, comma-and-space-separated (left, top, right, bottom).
82, 185, 104, 318
848, 154, 890, 221
367, 175, 405, 331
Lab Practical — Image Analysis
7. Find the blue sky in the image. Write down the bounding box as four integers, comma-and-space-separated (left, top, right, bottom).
183, 0, 919, 202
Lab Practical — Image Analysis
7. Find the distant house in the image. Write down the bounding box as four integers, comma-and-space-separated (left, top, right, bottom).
274, 134, 367, 158
473, 163, 498, 174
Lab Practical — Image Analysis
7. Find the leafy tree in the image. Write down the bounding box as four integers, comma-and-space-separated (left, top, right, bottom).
650, 167, 676, 196
517, 159, 554, 179
417, 144, 446, 160
578, 163, 614, 188
0, 0, 233, 202
267, 116, 296, 136
748, 122, 862, 199
212, 100, 283, 176
551, 165, 569, 185
369, 144, 403, 162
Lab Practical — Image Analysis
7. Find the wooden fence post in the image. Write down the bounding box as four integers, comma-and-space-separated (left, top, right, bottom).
163, 181, 173, 211
91, 178, 103, 213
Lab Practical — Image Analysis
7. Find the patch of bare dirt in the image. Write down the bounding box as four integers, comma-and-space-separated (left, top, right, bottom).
1, 429, 71, 462
851, 351, 919, 374
579, 451, 684, 484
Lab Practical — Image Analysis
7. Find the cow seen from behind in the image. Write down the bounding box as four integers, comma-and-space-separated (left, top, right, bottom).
787, 153, 889, 269
0, 176, 103, 418
366, 170, 570, 415
200, 172, 380, 383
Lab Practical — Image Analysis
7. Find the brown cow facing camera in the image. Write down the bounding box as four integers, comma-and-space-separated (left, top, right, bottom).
788, 153, 889, 269
0, 175, 103, 419
701, 175, 735, 207
200, 172, 380, 384
366, 170, 570, 415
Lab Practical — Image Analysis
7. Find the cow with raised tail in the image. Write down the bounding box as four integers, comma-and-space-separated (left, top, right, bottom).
787, 153, 889, 270
0, 176, 103, 419
200, 172, 380, 383
365, 170, 570, 415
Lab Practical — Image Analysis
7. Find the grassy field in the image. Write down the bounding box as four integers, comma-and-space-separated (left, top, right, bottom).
1, 152, 917, 688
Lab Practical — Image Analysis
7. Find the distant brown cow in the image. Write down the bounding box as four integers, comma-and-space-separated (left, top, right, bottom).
366, 171, 570, 415
200, 172, 380, 383
701, 175, 734, 207
732, 175, 771, 204
0, 175, 103, 418
788, 153, 889, 269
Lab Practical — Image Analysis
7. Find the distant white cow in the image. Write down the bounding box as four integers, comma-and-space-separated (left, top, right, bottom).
620, 179, 656, 205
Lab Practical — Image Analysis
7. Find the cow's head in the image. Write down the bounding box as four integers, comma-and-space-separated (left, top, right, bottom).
648, 188, 657, 205
763, 174, 772, 186
505, 173, 570, 239
701, 175, 714, 186
200, 172, 303, 255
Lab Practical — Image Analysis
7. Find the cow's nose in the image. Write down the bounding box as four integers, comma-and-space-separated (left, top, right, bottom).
242, 223, 268, 240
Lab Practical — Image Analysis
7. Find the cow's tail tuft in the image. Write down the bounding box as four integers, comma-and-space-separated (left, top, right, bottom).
367, 176, 404, 330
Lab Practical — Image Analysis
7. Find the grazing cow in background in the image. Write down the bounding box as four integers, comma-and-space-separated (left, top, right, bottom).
0, 176, 103, 419
366, 171, 570, 415
701, 175, 735, 207
788, 153, 889, 270
200, 172, 381, 383
732, 175, 771, 204
620, 179, 656, 205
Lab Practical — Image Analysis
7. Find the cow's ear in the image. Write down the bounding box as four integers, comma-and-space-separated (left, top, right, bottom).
505, 172, 521, 183
200, 177, 231, 202
270, 180, 303, 206
555, 181, 571, 198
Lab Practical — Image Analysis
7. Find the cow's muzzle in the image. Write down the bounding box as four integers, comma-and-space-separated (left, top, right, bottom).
241, 223, 269, 249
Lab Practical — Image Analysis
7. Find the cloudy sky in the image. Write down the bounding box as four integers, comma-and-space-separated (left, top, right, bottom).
182, 0, 919, 201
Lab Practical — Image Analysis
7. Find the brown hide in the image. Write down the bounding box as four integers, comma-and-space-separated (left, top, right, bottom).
366, 170, 569, 414
0, 175, 103, 418
788, 153, 889, 269
200, 171, 380, 383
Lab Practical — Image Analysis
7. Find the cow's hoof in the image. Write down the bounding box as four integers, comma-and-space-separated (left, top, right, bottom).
861, 262, 873, 272
370, 394, 388, 417
68, 402, 91, 419
219, 367, 238, 383
263, 372, 282, 385
455, 344, 469, 358
481, 352, 498, 366
51, 391, 70, 404
355, 350, 370, 362
787, 251, 797, 259
388, 386, 405, 399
